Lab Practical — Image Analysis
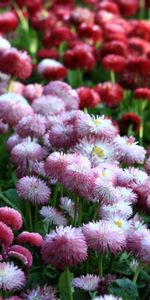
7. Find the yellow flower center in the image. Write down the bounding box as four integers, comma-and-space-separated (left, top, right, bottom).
114, 220, 123, 228
93, 119, 102, 126
93, 146, 105, 158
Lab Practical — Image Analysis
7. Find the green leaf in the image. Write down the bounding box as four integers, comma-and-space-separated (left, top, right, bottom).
109, 278, 139, 300
58, 269, 73, 300
73, 289, 89, 300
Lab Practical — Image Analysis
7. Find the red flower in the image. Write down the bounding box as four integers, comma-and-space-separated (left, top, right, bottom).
132, 21, 150, 42
15, 0, 42, 13
0, 48, 32, 80
44, 26, 75, 47
134, 88, 150, 101
120, 112, 141, 133
31, 10, 56, 30
77, 86, 100, 109
96, 1, 120, 15
126, 57, 150, 76
101, 40, 127, 57
0, 11, 18, 33
115, 0, 138, 17
128, 38, 150, 57
64, 46, 96, 70
102, 54, 126, 72
37, 59, 67, 80
98, 82, 124, 107
78, 23, 103, 45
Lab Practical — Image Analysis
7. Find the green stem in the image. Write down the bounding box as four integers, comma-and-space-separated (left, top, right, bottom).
132, 264, 141, 284
139, 0, 145, 19
73, 197, 78, 227
28, 204, 33, 232
110, 71, 115, 84
93, 202, 99, 221
34, 204, 38, 232
77, 198, 82, 226
65, 267, 73, 300
52, 182, 59, 207
98, 253, 103, 277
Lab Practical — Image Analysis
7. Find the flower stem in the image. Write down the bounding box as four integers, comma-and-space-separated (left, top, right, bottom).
52, 182, 59, 207
139, 0, 145, 19
65, 267, 73, 300
7, 78, 13, 92
98, 253, 103, 277
110, 71, 115, 84
132, 264, 141, 283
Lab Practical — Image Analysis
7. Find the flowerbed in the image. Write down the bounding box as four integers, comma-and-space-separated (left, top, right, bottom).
0, 1, 150, 300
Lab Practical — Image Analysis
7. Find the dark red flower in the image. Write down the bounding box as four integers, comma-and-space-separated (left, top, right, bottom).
132, 21, 150, 42
134, 88, 150, 101
77, 86, 100, 109
78, 23, 103, 45
103, 18, 131, 41
115, 0, 138, 17
126, 57, 150, 76
44, 26, 75, 47
128, 38, 150, 57
0, 48, 32, 80
37, 49, 58, 59
99, 82, 124, 107
120, 112, 141, 134
64, 46, 96, 70
15, 0, 42, 13
102, 54, 126, 72
31, 10, 56, 30
101, 40, 127, 57
0, 11, 18, 33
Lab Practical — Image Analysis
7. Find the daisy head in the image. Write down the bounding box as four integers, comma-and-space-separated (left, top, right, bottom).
0, 262, 25, 291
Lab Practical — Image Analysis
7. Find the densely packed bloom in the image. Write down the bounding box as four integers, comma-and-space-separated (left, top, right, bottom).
0, 207, 22, 230
17, 176, 51, 205
0, 262, 25, 291
17, 232, 43, 247
41, 226, 88, 269
72, 274, 100, 291
40, 206, 67, 226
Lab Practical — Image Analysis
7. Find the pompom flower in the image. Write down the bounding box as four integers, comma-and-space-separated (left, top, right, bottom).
83, 220, 126, 254
37, 59, 67, 80
17, 176, 51, 205
8, 245, 33, 268
32, 95, 65, 116
40, 206, 67, 226
0, 262, 25, 291
16, 114, 46, 138
0, 93, 33, 126
94, 296, 122, 300
72, 274, 100, 291
23, 285, 57, 300
0, 207, 22, 230
41, 226, 88, 269
17, 231, 43, 247
11, 138, 46, 165
0, 221, 14, 246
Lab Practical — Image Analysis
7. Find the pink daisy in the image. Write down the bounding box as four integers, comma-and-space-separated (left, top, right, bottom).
8, 245, 33, 268
0, 221, 14, 246
59, 197, 75, 218
7, 134, 24, 152
100, 201, 133, 219
43, 80, 79, 111
83, 220, 126, 254
117, 167, 148, 189
0, 262, 25, 291
23, 285, 57, 300
17, 176, 51, 205
16, 114, 46, 138
94, 296, 122, 300
32, 95, 65, 116
23, 83, 43, 102
41, 226, 88, 269
0, 93, 33, 126
40, 206, 67, 226
72, 274, 100, 291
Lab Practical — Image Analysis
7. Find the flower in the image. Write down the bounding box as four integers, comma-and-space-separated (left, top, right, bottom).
16, 114, 46, 138
0, 93, 33, 126
134, 88, 150, 101
23, 84, 43, 102
37, 59, 67, 80
83, 220, 126, 254
8, 245, 33, 268
117, 167, 148, 189
78, 23, 103, 45
23, 285, 57, 300
77, 87, 100, 109
0, 48, 32, 80
0, 207, 22, 230
72, 274, 100, 291
102, 54, 125, 72
64, 45, 96, 71
120, 113, 141, 133
17, 176, 51, 205
40, 206, 67, 226
0, 11, 18, 33
32, 95, 65, 116
11, 138, 46, 165
17, 232, 43, 247
0, 36, 11, 51
113, 135, 146, 164
100, 202, 133, 219
43, 81, 79, 111
41, 226, 88, 269
59, 197, 75, 218
97, 82, 123, 108
0, 262, 25, 291
0, 221, 14, 246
